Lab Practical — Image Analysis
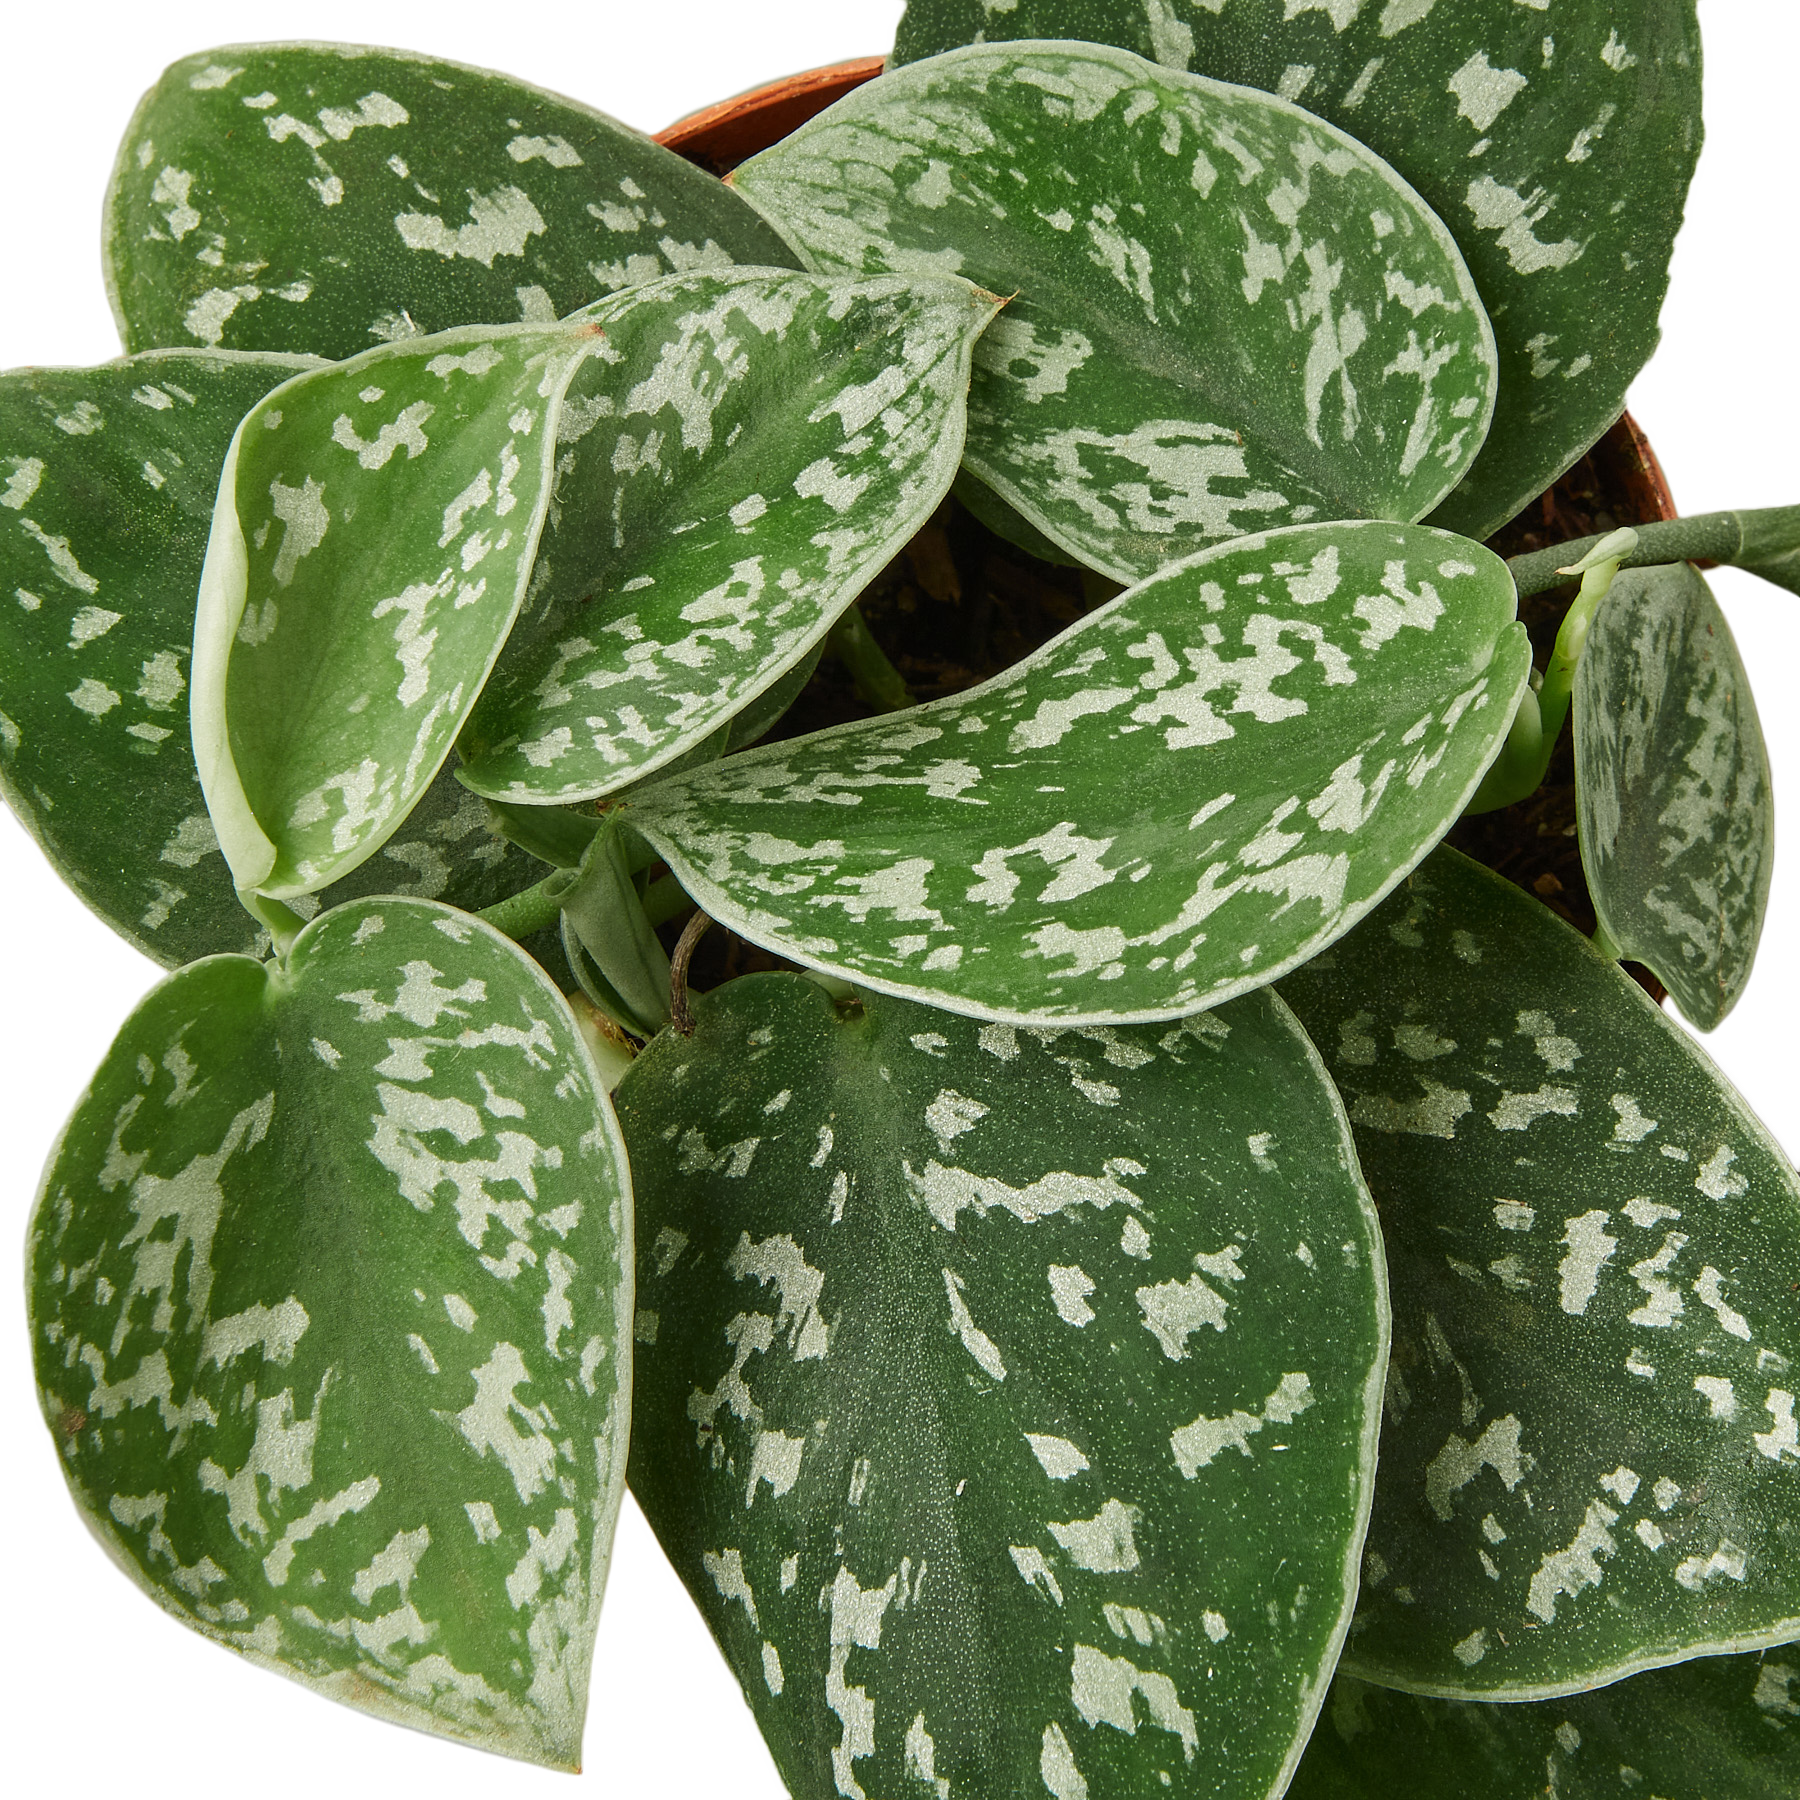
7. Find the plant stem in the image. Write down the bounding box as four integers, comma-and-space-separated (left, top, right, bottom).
1507, 514, 1734, 596
244, 890, 309, 958
474, 869, 574, 941
670, 909, 712, 1037
1468, 530, 1637, 814
829, 605, 912, 711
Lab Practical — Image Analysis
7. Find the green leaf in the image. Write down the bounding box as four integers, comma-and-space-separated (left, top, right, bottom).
559, 817, 673, 1038
1290, 1652, 1800, 1800
615, 972, 1386, 1800
1278, 848, 1800, 1699
194, 318, 601, 902
455, 269, 999, 804
627, 520, 1529, 1024
107, 44, 797, 361
733, 41, 1496, 583
0, 351, 310, 960
0, 351, 546, 964
954, 466, 1080, 567
1575, 562, 1773, 1030
27, 897, 631, 1766
1737, 503, 1800, 599
891, 2, 1702, 543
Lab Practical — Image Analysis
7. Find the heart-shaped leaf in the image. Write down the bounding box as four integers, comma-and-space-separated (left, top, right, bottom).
1278, 848, 1800, 1698
1290, 1651, 1800, 1800
891, 1, 1702, 543
733, 41, 1497, 582
627, 520, 1529, 1024
1575, 561, 1772, 1031
616, 972, 1386, 1800
456, 269, 999, 804
27, 897, 631, 1766
0, 351, 552, 963
194, 318, 603, 902
107, 44, 797, 361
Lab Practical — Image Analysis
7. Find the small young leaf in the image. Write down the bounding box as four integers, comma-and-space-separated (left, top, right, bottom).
627, 521, 1529, 1024
1575, 562, 1772, 1030
559, 819, 672, 1037
1290, 1652, 1800, 1800
734, 42, 1497, 581
107, 44, 797, 360
193, 319, 599, 901
891, 1, 1702, 543
616, 973, 1386, 1800
1279, 849, 1800, 1699
28, 897, 631, 1766
456, 269, 1000, 804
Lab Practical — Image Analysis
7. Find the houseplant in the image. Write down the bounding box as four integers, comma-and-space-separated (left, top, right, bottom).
3, 3, 1800, 1800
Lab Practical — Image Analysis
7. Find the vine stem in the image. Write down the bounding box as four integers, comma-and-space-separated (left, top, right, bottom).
1507, 514, 1736, 596
473, 869, 574, 941
669, 910, 713, 1037
1468, 529, 1637, 815
828, 605, 912, 711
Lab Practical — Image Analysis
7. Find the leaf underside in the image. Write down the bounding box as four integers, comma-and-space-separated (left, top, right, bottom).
1575, 561, 1773, 1031
107, 43, 797, 361
28, 898, 631, 1766
1279, 849, 1800, 1699
734, 41, 1497, 582
1289, 1650, 1800, 1800
456, 269, 998, 804
616, 972, 1386, 1800
195, 319, 595, 899
628, 520, 1529, 1025
891, 1, 1703, 542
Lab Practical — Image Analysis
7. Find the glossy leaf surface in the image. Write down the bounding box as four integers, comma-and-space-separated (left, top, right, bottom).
892, 1, 1702, 541
107, 43, 796, 360
457, 269, 998, 803
629, 521, 1529, 1024
1279, 850, 1800, 1698
1575, 562, 1772, 1031
617, 973, 1386, 1800
734, 42, 1496, 582
1291, 1651, 1800, 1800
195, 319, 597, 900
28, 897, 631, 1765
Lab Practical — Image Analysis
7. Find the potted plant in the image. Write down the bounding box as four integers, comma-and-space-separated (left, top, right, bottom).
2, 5, 1796, 1797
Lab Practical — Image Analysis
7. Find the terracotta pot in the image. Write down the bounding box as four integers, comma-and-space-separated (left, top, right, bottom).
655, 57, 884, 174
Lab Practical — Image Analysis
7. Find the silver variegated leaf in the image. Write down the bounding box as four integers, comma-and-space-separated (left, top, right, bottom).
627, 521, 1529, 1024
107, 43, 797, 360
1575, 561, 1772, 1031
892, 1, 1702, 542
0, 350, 309, 959
733, 41, 1497, 582
456, 269, 999, 804
1291, 1652, 1800, 1800
616, 972, 1386, 1800
28, 897, 631, 1765
194, 318, 601, 901
1279, 849, 1800, 1698
0, 351, 547, 964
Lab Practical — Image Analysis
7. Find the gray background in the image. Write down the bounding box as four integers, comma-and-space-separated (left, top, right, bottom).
0, 0, 1792, 1792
